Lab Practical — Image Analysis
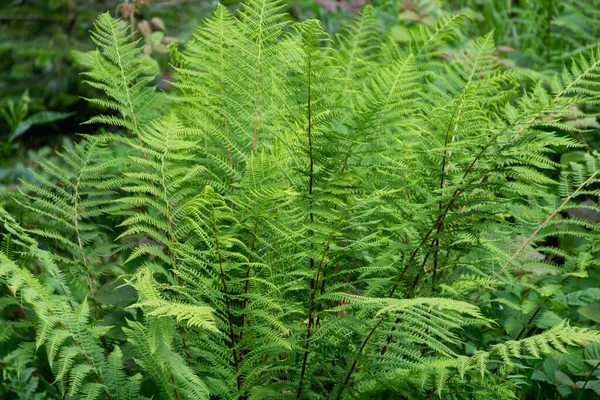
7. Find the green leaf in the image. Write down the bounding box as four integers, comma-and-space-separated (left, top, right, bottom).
536, 310, 564, 329
71, 49, 92, 68
389, 25, 412, 42
531, 369, 550, 383
136, 55, 160, 76
560, 151, 587, 167
98, 311, 133, 341
11, 111, 74, 141
95, 281, 137, 307
554, 370, 574, 386
398, 10, 420, 22
589, 380, 600, 395
565, 350, 589, 375
566, 288, 600, 306
540, 284, 562, 297
578, 302, 600, 323
584, 343, 600, 366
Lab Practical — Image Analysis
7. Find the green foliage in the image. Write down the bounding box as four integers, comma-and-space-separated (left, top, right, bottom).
0, 0, 212, 171
451, 0, 600, 68
0, 91, 74, 142
2, 2, 600, 399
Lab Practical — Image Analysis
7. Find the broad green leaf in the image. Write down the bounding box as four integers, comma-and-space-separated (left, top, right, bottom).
584, 343, 600, 366
578, 303, 600, 323
566, 288, 600, 306
536, 310, 564, 329
11, 111, 74, 141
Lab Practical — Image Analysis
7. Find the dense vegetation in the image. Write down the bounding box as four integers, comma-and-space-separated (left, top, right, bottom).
2, 0, 600, 399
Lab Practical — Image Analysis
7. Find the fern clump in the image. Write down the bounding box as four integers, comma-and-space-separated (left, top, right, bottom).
2, 1, 600, 399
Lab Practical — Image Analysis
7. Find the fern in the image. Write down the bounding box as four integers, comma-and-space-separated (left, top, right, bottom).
0, 223, 144, 399
83, 13, 164, 146
2, 140, 123, 326
2, 3, 600, 399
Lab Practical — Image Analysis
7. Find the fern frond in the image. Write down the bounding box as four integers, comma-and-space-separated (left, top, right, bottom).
83, 13, 164, 144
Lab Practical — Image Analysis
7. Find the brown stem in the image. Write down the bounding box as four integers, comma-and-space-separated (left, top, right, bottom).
380, 316, 400, 356
336, 317, 384, 399
433, 110, 455, 291
342, 87, 580, 397
209, 200, 240, 388
238, 210, 262, 384
217, 30, 235, 189
5, 285, 37, 334
63, 327, 113, 400
170, 374, 180, 400
297, 57, 314, 399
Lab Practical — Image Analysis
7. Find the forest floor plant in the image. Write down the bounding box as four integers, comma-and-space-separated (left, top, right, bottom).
2, 1, 600, 399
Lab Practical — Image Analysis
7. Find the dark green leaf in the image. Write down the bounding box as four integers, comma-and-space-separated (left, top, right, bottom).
11, 111, 74, 141
578, 303, 600, 323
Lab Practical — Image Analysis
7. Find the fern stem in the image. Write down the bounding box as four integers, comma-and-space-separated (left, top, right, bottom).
440, 109, 458, 191
251, 0, 265, 153
159, 125, 179, 285
217, 17, 235, 188
297, 55, 314, 400
431, 238, 439, 291
577, 361, 600, 400
220, 77, 233, 182
337, 317, 384, 398
58, 282, 76, 312
380, 315, 401, 356
376, 93, 502, 361
298, 242, 331, 393
405, 112, 543, 300
209, 199, 241, 387
240, 210, 261, 345
515, 305, 542, 341
5, 285, 37, 334
109, 17, 146, 156
409, 114, 547, 293
68, 333, 113, 400
390, 156, 493, 298
238, 209, 262, 393
73, 144, 101, 321
555, 53, 600, 100
435, 249, 462, 287
170, 373, 181, 400
388, 185, 466, 298
434, 107, 459, 289
384, 255, 441, 356
377, 130, 504, 366
418, 176, 485, 293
